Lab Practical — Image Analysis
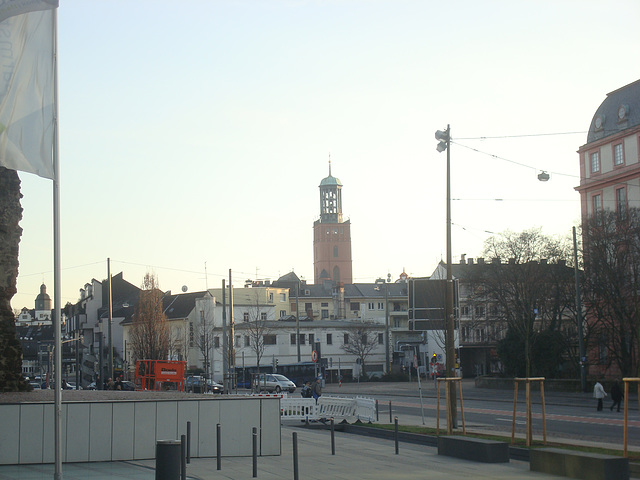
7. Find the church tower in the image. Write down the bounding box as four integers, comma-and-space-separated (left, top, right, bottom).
313, 161, 353, 284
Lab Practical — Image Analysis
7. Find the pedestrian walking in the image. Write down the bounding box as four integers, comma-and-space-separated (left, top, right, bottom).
312, 376, 322, 402
593, 379, 607, 411
610, 380, 623, 412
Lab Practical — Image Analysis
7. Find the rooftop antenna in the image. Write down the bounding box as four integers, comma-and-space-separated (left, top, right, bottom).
328, 152, 331, 176
204, 261, 209, 290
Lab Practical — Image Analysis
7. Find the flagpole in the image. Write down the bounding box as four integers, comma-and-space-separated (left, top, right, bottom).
52, 8, 62, 480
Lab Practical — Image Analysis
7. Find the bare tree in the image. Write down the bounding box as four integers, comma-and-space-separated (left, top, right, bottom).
129, 273, 170, 361
0, 168, 30, 392
341, 323, 380, 377
242, 294, 273, 371
193, 300, 216, 380
481, 228, 576, 377
582, 208, 640, 376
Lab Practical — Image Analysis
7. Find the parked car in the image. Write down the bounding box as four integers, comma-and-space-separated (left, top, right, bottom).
253, 374, 296, 393
186, 376, 224, 394
86, 382, 97, 390
29, 381, 41, 390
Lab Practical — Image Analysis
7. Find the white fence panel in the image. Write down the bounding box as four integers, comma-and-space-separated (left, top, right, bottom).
280, 395, 376, 423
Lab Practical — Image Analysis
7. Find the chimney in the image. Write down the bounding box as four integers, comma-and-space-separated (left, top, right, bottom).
477, 258, 485, 265
467, 258, 474, 265
460, 254, 466, 264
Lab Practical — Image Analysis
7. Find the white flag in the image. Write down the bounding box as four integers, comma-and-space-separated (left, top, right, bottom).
0, 0, 58, 180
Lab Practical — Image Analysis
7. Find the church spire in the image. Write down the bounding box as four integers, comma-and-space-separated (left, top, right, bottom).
328, 152, 332, 177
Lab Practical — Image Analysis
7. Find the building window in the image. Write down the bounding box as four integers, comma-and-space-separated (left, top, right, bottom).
321, 309, 329, 319
309, 334, 314, 345
280, 293, 287, 302
299, 334, 306, 345
243, 312, 249, 322
378, 333, 384, 345
343, 333, 349, 345
321, 302, 328, 307
269, 293, 274, 302
280, 310, 286, 318
290, 333, 296, 345
378, 302, 384, 310
235, 335, 241, 347
263, 334, 277, 345
350, 302, 359, 311
461, 306, 470, 317
305, 302, 312, 311
214, 336, 220, 348
592, 194, 602, 213
616, 187, 627, 218
245, 335, 250, 347
368, 302, 374, 310
475, 305, 485, 317
614, 143, 624, 165
326, 333, 332, 345
260, 312, 267, 321
333, 246, 339, 257
590, 152, 600, 173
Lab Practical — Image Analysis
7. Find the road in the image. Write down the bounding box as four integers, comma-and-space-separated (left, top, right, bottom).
322, 379, 640, 450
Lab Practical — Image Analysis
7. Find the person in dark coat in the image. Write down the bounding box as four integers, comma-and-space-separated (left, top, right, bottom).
610, 381, 623, 412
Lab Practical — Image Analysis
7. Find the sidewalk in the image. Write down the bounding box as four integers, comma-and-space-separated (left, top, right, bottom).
0, 424, 569, 480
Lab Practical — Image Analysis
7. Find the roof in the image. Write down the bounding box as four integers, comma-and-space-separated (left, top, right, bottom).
319, 174, 342, 187
586, 78, 640, 144
162, 291, 212, 319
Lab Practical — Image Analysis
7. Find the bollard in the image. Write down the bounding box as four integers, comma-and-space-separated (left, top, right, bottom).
293, 432, 299, 480
376, 399, 379, 422
180, 435, 186, 480
216, 424, 221, 471
394, 417, 399, 455
330, 418, 335, 455
155, 440, 181, 480
252, 426, 258, 478
389, 400, 392, 423
186, 421, 191, 464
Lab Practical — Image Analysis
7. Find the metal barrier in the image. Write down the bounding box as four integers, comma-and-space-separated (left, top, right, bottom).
280, 395, 376, 423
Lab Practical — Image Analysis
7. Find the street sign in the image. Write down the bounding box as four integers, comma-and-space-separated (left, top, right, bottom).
311, 350, 318, 363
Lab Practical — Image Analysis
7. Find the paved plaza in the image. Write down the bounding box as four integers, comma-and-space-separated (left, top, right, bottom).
0, 424, 571, 480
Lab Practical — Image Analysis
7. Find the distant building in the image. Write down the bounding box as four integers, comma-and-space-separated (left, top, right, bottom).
15, 283, 57, 326
576, 78, 640, 217
313, 163, 353, 284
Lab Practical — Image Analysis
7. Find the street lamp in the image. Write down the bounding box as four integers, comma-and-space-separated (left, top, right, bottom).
435, 125, 457, 431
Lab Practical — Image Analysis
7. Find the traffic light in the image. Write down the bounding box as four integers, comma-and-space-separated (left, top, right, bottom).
275, 358, 279, 367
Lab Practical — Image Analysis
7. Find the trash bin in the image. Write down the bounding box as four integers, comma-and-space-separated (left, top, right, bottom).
156, 440, 181, 480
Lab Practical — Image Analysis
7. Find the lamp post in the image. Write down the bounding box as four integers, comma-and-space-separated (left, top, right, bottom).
436, 125, 457, 430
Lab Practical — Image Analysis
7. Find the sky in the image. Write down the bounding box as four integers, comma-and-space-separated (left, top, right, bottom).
12, 0, 640, 310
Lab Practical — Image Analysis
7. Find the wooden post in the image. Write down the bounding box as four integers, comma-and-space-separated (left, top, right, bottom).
622, 377, 640, 457
436, 378, 441, 435
458, 379, 466, 435
512, 378, 546, 447
511, 381, 518, 443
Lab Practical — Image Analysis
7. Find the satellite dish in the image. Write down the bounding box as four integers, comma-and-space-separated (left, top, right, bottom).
181, 285, 188, 292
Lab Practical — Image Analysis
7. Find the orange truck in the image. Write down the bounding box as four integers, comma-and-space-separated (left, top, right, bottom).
134, 360, 186, 392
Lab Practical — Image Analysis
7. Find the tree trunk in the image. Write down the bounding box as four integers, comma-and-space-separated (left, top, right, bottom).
0, 167, 30, 392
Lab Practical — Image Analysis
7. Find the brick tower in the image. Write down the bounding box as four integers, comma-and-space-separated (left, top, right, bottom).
313, 161, 352, 284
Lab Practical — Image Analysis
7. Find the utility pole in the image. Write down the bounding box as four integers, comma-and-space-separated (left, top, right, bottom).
436, 124, 457, 430
296, 281, 301, 363
222, 279, 228, 392
229, 269, 235, 387
108, 258, 114, 381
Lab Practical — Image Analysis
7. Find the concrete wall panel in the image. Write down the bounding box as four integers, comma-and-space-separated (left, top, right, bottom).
133, 401, 157, 459
111, 403, 135, 460
0, 405, 21, 464
65, 403, 90, 462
